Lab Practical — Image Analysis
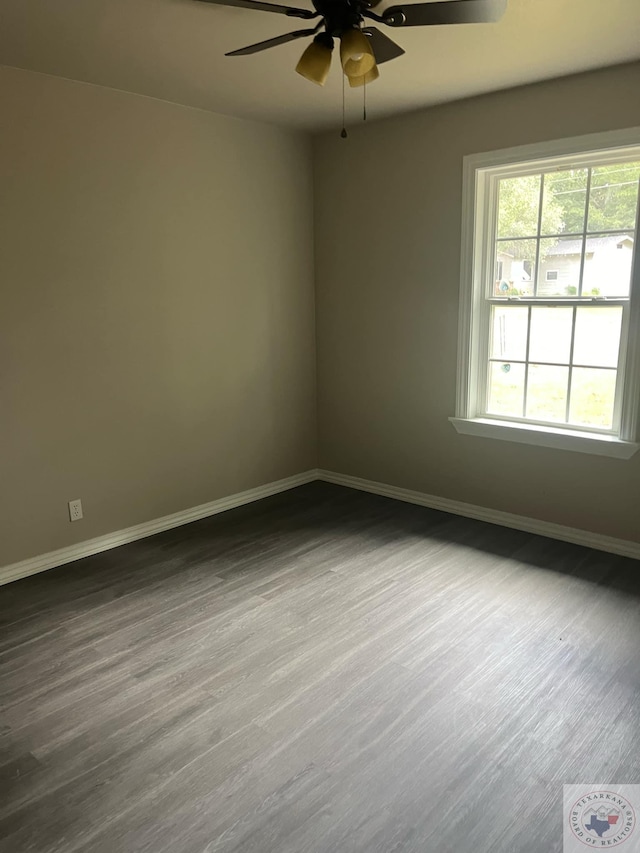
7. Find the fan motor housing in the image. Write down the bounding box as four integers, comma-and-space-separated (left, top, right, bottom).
312, 0, 365, 36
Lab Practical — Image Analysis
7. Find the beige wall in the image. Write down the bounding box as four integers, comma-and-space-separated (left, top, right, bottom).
1, 67, 316, 567
3, 61, 640, 571
314, 62, 640, 543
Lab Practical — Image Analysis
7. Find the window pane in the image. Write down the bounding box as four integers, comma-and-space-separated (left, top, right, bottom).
538, 237, 581, 296
528, 306, 573, 364
495, 239, 536, 296
487, 362, 525, 417
526, 364, 569, 422
497, 175, 541, 238
581, 233, 634, 297
588, 162, 640, 232
569, 368, 617, 429
490, 307, 528, 361
542, 168, 588, 235
573, 306, 623, 368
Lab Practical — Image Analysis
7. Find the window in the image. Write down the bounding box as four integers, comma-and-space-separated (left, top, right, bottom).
452, 130, 640, 458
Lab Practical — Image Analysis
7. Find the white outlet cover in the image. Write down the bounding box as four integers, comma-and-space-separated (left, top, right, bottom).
68, 499, 83, 521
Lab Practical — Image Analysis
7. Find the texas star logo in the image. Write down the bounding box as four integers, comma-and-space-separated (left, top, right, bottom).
570, 791, 636, 847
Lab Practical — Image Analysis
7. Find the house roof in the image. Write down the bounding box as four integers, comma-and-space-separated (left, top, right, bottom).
545, 234, 634, 256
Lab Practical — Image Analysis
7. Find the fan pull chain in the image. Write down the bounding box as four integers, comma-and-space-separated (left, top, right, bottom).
341, 72, 347, 139
363, 76, 367, 122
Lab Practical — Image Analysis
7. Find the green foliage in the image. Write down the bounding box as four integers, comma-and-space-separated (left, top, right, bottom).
497, 162, 640, 239
543, 169, 588, 233
498, 175, 562, 238
588, 163, 640, 231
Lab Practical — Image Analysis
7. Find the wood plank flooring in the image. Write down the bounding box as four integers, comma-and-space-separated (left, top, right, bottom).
0, 482, 639, 853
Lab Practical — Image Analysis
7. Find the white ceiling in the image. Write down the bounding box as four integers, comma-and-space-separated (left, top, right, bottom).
1, 0, 639, 131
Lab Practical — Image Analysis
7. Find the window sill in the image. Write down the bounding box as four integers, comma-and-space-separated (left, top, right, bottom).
449, 417, 639, 459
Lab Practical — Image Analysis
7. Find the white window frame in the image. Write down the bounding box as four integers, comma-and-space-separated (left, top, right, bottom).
545, 270, 559, 282
451, 128, 640, 459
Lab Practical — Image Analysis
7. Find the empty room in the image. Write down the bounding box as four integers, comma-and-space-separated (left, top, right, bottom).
1, 0, 640, 850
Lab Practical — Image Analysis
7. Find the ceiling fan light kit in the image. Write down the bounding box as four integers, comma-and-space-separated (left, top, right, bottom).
295, 33, 334, 85
348, 63, 379, 88
340, 27, 376, 79
194, 0, 508, 97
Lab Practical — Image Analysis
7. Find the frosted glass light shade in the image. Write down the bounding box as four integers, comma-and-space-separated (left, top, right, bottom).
296, 38, 333, 86
340, 28, 376, 78
348, 63, 380, 87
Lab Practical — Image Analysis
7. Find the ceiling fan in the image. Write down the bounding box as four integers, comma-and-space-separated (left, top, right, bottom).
194, 0, 507, 87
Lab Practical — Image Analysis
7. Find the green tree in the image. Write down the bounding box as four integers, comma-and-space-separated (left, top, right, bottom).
542, 169, 588, 233
498, 174, 563, 238
588, 163, 640, 231
498, 162, 640, 239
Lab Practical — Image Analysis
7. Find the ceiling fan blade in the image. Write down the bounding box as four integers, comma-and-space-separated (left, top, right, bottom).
226, 27, 319, 55
362, 27, 405, 64
382, 0, 507, 28
194, 0, 317, 20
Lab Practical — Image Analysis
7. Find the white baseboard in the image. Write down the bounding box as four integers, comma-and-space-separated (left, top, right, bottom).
3, 465, 637, 586
0, 470, 319, 587
318, 469, 640, 561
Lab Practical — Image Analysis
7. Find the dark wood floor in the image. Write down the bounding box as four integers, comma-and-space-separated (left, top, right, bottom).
1, 482, 639, 853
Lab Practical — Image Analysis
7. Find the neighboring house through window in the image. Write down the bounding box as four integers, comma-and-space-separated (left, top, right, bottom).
451, 129, 640, 458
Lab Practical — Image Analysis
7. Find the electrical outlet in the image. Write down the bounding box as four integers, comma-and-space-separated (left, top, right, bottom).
68, 499, 83, 522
